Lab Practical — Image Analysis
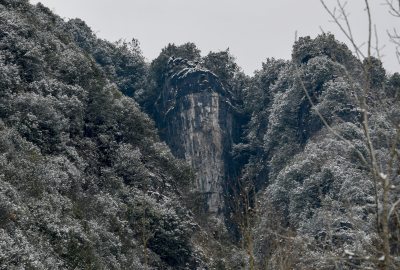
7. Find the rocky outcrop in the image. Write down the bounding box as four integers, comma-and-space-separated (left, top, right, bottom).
156, 58, 235, 214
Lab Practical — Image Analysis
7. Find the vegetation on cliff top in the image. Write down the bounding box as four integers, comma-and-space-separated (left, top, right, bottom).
0, 0, 399, 269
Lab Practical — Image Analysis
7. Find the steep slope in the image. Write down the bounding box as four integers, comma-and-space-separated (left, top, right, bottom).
240, 35, 400, 269
156, 57, 235, 215
1, 1, 399, 269
0, 1, 224, 269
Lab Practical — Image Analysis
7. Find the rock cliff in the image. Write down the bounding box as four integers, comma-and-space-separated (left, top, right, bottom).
156, 57, 235, 214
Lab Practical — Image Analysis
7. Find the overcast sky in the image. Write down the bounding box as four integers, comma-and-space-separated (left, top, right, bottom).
29, 0, 398, 75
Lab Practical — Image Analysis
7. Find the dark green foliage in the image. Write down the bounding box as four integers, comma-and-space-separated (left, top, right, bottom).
387, 72, 400, 99
292, 33, 359, 70
148, 211, 193, 266
0, 2, 208, 269
144, 42, 202, 113
203, 49, 250, 107
363, 56, 386, 88
237, 59, 289, 188
1, 1, 399, 269
150, 42, 201, 89
244, 58, 288, 112
240, 35, 400, 269
0, 0, 29, 9
203, 49, 238, 87
65, 19, 147, 99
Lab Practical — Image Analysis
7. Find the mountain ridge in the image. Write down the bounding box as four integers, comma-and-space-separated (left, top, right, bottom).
1, 0, 399, 269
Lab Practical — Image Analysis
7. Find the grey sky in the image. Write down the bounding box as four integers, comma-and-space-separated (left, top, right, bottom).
29, 0, 398, 75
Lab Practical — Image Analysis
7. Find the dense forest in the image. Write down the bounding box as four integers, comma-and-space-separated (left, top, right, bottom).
0, 0, 399, 269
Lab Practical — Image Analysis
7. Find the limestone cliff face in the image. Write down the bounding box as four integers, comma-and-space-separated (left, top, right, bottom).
156, 58, 234, 214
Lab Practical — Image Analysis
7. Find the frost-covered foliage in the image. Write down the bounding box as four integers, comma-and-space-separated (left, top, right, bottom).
144, 43, 202, 115
64, 18, 147, 99
203, 49, 240, 89
1, 1, 399, 269
237, 34, 400, 269
0, 1, 224, 269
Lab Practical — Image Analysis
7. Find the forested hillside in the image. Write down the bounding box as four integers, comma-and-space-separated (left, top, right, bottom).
0, 0, 399, 269
243, 35, 400, 269
0, 1, 245, 269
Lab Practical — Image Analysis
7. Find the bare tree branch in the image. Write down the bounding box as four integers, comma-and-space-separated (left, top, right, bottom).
384, 0, 400, 17
365, 0, 372, 59
320, 0, 365, 59
374, 25, 382, 59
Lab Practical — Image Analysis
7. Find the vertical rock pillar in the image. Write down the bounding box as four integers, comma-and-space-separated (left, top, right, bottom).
157, 58, 234, 214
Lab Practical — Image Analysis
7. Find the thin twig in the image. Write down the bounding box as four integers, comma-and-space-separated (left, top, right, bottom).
363, 0, 372, 60
373, 24, 383, 59
320, 0, 365, 59
384, 0, 400, 17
